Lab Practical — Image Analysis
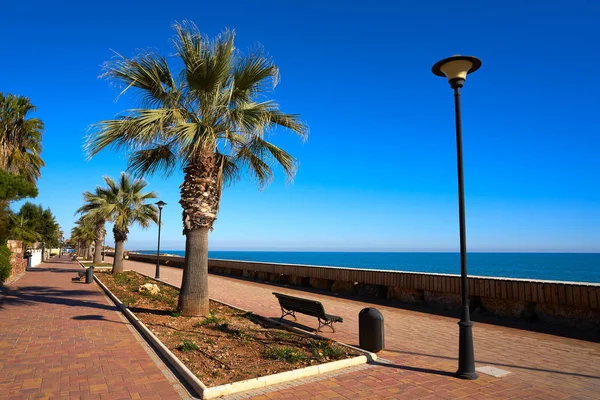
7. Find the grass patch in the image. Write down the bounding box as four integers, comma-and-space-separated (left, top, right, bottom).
176, 341, 199, 352
171, 311, 182, 317
265, 346, 307, 363
308, 340, 344, 360
196, 312, 225, 327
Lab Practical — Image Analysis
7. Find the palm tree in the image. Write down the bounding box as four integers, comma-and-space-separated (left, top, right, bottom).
76, 188, 110, 264
82, 173, 158, 273
86, 22, 308, 316
0, 93, 45, 183
71, 217, 95, 260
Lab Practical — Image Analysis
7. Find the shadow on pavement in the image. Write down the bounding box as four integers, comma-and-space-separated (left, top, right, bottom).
72, 314, 127, 324
371, 359, 456, 377
0, 286, 117, 312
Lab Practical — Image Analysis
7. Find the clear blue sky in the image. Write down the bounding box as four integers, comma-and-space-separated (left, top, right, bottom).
2, 1, 599, 252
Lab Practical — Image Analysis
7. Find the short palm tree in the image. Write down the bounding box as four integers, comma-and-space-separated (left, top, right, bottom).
71, 217, 95, 260
82, 173, 158, 273
0, 93, 45, 183
86, 22, 308, 316
76, 188, 110, 264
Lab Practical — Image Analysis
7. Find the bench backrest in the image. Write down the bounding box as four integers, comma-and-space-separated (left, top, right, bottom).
273, 292, 326, 318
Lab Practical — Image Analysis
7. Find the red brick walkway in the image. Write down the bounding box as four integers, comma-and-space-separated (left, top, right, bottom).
0, 256, 186, 400
115, 257, 600, 399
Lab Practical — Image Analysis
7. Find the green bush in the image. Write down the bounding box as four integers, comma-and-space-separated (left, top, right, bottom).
0, 245, 12, 283
176, 341, 199, 352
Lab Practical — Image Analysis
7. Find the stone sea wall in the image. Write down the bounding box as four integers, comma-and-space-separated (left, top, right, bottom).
118, 252, 600, 328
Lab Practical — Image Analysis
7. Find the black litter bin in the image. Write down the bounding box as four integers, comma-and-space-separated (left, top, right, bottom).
85, 267, 94, 284
359, 307, 384, 352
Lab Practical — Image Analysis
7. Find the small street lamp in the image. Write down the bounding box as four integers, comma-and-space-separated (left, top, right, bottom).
432, 55, 481, 380
155, 201, 167, 279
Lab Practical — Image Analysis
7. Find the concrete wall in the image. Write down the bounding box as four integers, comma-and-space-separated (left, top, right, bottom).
116, 252, 600, 328
29, 249, 42, 268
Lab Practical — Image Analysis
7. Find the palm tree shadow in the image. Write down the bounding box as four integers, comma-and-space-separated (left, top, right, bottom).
0, 286, 117, 312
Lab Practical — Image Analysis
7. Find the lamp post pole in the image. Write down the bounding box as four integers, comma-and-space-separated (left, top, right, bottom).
432, 55, 481, 380
102, 234, 106, 262
155, 201, 166, 279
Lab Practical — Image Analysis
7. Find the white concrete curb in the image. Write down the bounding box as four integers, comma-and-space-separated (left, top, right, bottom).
96, 271, 375, 398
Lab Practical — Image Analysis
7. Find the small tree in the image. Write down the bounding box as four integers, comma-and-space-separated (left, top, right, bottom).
81, 173, 158, 273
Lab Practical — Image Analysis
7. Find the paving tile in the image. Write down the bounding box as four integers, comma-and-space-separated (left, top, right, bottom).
0, 256, 183, 399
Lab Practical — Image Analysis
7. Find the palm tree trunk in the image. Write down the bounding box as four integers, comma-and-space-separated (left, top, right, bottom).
112, 227, 128, 274
177, 158, 220, 317
178, 227, 210, 316
93, 223, 104, 264
113, 240, 125, 273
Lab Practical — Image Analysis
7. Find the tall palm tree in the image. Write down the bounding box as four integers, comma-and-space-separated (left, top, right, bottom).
0, 93, 45, 183
76, 188, 110, 264
86, 22, 308, 316
81, 173, 158, 273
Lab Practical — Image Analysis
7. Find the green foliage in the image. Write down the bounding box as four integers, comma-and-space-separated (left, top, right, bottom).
86, 21, 307, 202
0, 245, 11, 283
196, 312, 224, 327
0, 170, 38, 201
170, 311, 181, 317
0, 93, 45, 183
176, 341, 199, 352
7, 202, 60, 248
265, 346, 306, 363
308, 340, 344, 360
77, 173, 158, 242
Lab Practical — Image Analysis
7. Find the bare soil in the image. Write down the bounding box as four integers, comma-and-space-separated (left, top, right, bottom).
98, 271, 359, 387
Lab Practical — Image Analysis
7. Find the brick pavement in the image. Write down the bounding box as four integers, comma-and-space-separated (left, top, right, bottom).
0, 255, 188, 400
114, 257, 600, 399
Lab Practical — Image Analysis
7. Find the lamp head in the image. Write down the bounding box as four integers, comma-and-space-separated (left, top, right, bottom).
432, 55, 481, 88
156, 200, 167, 210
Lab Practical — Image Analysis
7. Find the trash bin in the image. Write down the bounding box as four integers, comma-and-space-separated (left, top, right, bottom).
24, 250, 32, 270
359, 307, 384, 352
85, 267, 94, 284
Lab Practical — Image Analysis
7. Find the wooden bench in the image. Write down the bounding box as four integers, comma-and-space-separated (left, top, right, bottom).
272, 292, 343, 332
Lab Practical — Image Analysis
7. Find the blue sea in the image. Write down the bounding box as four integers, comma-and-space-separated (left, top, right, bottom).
134, 251, 600, 284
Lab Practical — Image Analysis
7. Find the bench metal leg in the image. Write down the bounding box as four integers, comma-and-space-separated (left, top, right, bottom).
317, 318, 336, 333
280, 308, 297, 321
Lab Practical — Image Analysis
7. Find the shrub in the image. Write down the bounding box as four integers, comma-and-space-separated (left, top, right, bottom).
176, 341, 199, 352
308, 340, 344, 360
0, 245, 11, 283
196, 312, 224, 327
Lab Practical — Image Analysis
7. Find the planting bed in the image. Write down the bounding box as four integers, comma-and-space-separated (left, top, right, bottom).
98, 271, 359, 387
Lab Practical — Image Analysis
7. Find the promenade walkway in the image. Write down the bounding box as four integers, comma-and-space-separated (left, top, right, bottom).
0, 256, 188, 400
112, 257, 600, 400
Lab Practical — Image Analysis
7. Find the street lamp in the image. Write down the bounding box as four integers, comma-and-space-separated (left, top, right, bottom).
432, 55, 481, 380
155, 201, 167, 279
